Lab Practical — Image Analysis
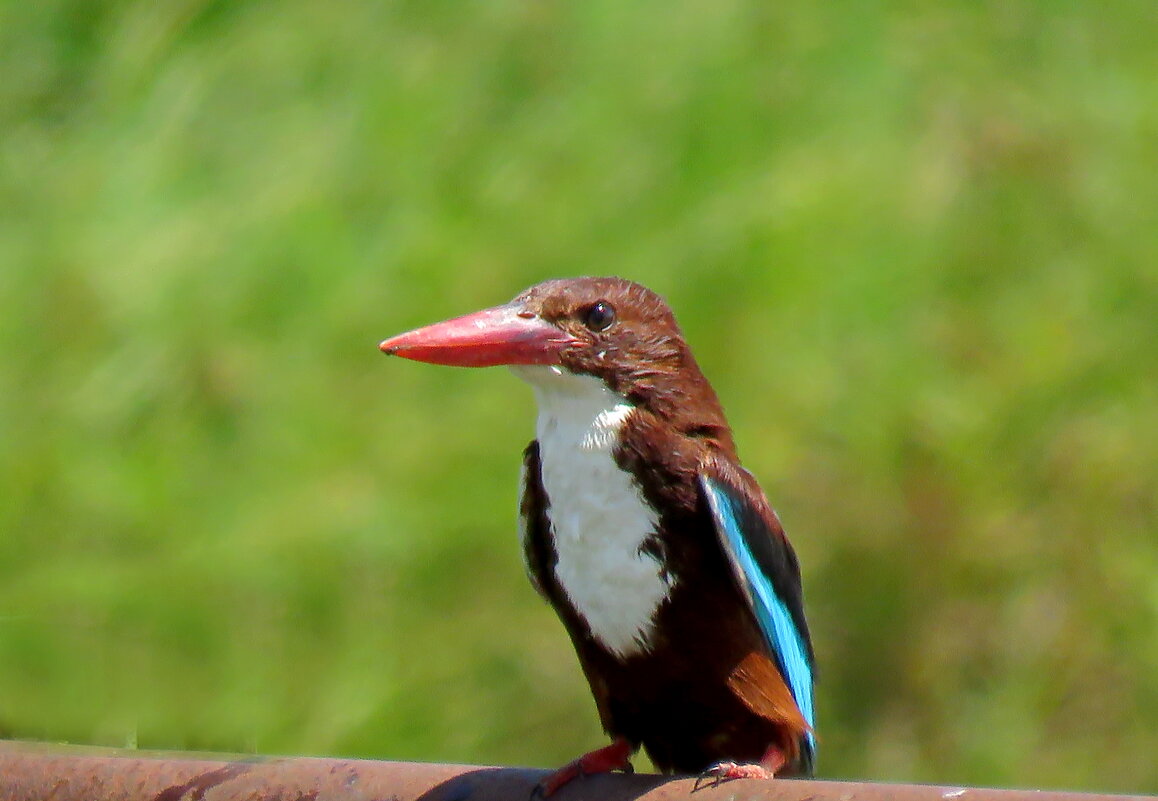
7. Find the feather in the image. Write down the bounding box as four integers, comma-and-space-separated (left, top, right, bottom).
700, 468, 816, 766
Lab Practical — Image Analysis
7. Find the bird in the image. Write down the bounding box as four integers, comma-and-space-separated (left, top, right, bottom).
378, 277, 815, 795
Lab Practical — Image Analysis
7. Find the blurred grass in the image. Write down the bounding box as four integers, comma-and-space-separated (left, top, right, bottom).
2, 0, 1157, 793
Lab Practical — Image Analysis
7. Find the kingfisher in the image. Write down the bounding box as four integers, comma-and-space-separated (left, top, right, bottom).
378, 277, 816, 795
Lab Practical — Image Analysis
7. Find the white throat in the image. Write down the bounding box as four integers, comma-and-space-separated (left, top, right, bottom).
511, 366, 673, 659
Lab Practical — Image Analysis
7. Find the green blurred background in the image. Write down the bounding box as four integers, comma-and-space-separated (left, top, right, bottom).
2, 0, 1157, 793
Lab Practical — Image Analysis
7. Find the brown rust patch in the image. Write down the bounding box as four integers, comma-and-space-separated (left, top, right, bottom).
153, 763, 252, 801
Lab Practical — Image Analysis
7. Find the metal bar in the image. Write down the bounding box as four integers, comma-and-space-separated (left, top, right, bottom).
0, 740, 1150, 801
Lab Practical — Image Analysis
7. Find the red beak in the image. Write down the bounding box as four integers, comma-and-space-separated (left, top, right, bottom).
378, 303, 576, 367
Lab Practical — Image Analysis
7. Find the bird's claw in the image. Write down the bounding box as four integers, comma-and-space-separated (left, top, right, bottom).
693, 761, 776, 791
530, 738, 634, 799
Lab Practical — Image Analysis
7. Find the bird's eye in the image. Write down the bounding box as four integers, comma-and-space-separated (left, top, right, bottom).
582, 301, 616, 332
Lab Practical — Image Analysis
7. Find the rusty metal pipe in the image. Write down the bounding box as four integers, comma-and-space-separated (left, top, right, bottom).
0, 740, 1150, 801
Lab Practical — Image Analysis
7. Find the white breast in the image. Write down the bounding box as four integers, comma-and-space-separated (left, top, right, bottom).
512, 366, 674, 659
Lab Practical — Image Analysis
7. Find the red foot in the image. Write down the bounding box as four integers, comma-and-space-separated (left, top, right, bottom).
532, 737, 635, 798
693, 746, 786, 790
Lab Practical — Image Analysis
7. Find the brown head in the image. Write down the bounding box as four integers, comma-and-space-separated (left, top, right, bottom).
380, 276, 734, 450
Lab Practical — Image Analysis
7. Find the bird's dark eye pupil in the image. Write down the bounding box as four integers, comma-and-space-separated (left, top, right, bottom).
584, 301, 616, 332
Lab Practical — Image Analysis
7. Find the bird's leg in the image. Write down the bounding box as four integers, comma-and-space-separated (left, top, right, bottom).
694, 745, 786, 789
532, 736, 635, 799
